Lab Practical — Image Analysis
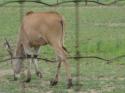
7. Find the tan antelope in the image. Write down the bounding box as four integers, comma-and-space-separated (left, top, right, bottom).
7, 11, 72, 88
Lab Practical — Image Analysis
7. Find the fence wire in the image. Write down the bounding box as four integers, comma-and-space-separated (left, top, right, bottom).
0, 0, 125, 92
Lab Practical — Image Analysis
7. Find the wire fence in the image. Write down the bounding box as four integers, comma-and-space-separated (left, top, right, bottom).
0, 0, 125, 92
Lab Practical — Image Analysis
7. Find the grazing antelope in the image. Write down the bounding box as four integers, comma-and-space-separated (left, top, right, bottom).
7, 11, 72, 88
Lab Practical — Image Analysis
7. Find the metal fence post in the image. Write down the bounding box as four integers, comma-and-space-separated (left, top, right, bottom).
75, 0, 81, 91
19, 0, 25, 21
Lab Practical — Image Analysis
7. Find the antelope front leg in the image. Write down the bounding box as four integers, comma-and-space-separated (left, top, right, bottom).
25, 55, 32, 82
13, 73, 18, 80
33, 55, 42, 78
12, 58, 23, 81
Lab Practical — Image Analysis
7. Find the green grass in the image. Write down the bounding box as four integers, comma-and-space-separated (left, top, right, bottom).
0, 2, 125, 93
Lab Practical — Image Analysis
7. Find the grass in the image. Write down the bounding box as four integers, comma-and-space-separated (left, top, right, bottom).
0, 1, 125, 93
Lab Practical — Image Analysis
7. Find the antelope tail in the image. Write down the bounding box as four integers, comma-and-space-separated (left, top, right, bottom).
60, 18, 69, 54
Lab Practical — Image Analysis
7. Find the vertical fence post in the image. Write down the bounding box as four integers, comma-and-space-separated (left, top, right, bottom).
85, 0, 88, 5
19, 0, 25, 21
19, 1, 25, 93
97, 0, 99, 2
75, 0, 81, 91
57, 0, 59, 4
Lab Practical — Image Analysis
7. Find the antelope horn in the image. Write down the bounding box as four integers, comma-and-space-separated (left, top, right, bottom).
5, 38, 11, 49
4, 38, 13, 57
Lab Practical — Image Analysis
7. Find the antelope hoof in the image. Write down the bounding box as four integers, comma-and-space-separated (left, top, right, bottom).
14, 76, 18, 81
67, 79, 73, 89
50, 79, 58, 86
25, 71, 31, 83
25, 77, 31, 83
36, 71, 43, 78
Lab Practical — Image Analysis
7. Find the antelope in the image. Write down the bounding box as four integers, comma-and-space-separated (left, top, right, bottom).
6, 11, 72, 88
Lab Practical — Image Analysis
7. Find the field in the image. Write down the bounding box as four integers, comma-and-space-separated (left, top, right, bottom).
0, 1, 125, 93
